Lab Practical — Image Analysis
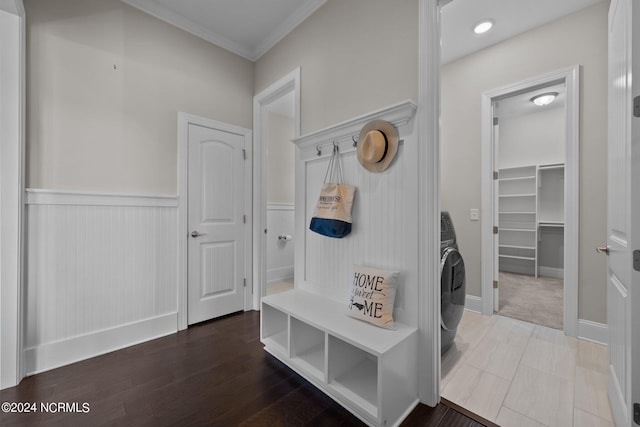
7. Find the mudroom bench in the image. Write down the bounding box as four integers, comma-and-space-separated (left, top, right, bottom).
260, 289, 418, 427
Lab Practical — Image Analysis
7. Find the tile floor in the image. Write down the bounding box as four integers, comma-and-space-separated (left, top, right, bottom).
441, 310, 613, 427
266, 277, 294, 295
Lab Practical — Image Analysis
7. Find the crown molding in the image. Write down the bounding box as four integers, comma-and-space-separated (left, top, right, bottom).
121, 0, 326, 62
0, 0, 24, 16
253, 0, 327, 60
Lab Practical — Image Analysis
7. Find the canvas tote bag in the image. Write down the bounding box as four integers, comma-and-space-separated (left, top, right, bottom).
309, 144, 356, 238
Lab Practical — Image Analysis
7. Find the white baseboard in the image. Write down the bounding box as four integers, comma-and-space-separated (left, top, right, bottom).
538, 266, 564, 279
24, 313, 178, 375
267, 266, 294, 283
464, 295, 483, 313
577, 319, 608, 345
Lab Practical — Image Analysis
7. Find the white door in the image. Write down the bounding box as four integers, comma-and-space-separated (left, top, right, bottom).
188, 123, 246, 325
606, 0, 639, 424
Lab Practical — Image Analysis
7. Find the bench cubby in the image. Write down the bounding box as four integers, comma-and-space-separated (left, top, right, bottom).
261, 289, 418, 426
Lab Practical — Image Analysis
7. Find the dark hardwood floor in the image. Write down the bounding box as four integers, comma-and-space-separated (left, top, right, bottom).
0, 311, 497, 426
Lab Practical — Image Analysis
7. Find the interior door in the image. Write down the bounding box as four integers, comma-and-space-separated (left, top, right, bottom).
606, 0, 639, 424
188, 123, 246, 325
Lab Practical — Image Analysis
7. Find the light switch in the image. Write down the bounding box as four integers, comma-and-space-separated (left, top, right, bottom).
470, 208, 480, 221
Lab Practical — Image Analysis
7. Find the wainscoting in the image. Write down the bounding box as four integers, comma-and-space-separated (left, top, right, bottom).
24, 190, 179, 375
294, 101, 419, 327
266, 203, 294, 283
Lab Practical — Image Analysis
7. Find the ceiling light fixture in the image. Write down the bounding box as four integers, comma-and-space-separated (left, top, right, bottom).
473, 19, 494, 34
531, 92, 559, 106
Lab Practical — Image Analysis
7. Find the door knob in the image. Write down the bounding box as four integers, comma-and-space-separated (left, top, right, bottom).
595, 245, 610, 255
191, 230, 203, 238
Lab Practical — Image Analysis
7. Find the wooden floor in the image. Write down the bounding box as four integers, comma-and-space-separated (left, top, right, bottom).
0, 311, 495, 427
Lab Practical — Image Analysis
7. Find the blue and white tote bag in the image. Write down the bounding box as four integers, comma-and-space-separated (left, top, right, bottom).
309, 145, 355, 238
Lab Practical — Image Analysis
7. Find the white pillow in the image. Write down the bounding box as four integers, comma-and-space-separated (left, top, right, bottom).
346, 265, 399, 329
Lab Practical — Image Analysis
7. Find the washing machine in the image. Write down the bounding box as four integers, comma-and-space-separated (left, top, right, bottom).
441, 212, 466, 353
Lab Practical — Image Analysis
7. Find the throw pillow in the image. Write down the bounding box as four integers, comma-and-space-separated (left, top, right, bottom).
346, 265, 399, 329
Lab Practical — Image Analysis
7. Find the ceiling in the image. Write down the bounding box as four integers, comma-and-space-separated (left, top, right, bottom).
0, 0, 23, 15
441, 0, 604, 64
121, 0, 327, 61
495, 83, 566, 120
121, 0, 605, 63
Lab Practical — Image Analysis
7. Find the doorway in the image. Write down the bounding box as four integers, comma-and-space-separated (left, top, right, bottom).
492, 82, 568, 330
186, 122, 248, 325
481, 67, 580, 336
177, 113, 253, 329
263, 93, 296, 296
252, 68, 301, 308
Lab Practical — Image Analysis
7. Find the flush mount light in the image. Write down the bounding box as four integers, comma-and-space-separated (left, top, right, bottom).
473, 19, 494, 34
531, 92, 559, 106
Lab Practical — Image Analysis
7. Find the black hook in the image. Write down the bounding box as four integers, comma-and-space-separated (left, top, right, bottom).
316, 146, 321, 156
352, 135, 358, 147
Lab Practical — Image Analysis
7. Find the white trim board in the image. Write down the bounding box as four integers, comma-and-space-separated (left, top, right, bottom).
253, 68, 301, 311
464, 295, 483, 313
267, 203, 295, 211
267, 267, 294, 283
24, 313, 177, 375
577, 319, 608, 346
25, 189, 178, 207
177, 113, 253, 330
293, 100, 416, 153
538, 266, 564, 279
0, 3, 25, 390
480, 66, 580, 338
418, 0, 440, 407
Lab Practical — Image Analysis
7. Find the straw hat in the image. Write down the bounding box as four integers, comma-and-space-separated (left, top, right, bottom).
356, 120, 399, 173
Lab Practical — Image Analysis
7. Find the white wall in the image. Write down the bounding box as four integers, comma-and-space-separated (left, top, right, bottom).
25, 0, 254, 194
441, 2, 608, 323
499, 107, 565, 169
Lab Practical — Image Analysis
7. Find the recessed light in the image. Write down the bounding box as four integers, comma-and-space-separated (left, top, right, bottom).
531, 92, 559, 106
473, 19, 494, 34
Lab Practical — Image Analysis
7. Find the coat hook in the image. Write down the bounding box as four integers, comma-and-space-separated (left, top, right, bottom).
316, 146, 321, 156
352, 135, 358, 147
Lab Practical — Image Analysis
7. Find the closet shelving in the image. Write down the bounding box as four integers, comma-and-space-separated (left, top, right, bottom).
537, 164, 565, 278
498, 164, 565, 277
498, 166, 538, 276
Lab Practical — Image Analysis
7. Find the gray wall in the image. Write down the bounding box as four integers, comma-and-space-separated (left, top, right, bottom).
255, 0, 419, 136
25, 0, 254, 194
441, 2, 608, 323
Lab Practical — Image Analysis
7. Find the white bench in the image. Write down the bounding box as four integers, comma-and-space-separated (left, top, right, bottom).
260, 289, 418, 427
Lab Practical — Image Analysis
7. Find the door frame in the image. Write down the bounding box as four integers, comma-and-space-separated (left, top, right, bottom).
418, 0, 441, 406
480, 66, 580, 337
252, 68, 300, 310
177, 113, 253, 330
0, 1, 26, 389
